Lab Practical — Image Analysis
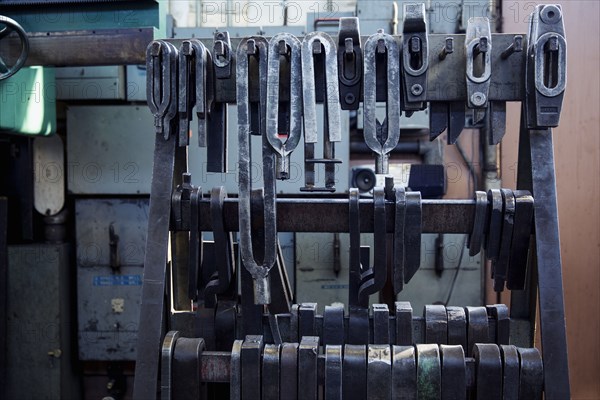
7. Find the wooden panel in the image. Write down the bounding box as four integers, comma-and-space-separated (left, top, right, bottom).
501, 2, 600, 399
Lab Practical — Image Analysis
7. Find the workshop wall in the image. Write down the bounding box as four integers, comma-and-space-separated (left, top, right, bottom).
501, 1, 600, 399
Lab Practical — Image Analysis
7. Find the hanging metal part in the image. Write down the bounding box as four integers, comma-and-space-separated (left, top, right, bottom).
178, 39, 209, 147
266, 33, 303, 180
392, 345, 416, 400
337, 17, 362, 110
204, 187, 235, 303
416, 344, 441, 399
468, 191, 487, 256
403, 191, 422, 284
147, 40, 178, 140
343, 344, 367, 400
237, 36, 278, 305
526, 5, 566, 129
280, 342, 299, 400
358, 187, 388, 303
440, 344, 466, 400
188, 185, 202, 300
401, 3, 429, 112
301, 31, 342, 192
325, 345, 343, 400
206, 31, 231, 172
507, 190, 534, 290
492, 188, 516, 292
363, 30, 401, 174
473, 343, 503, 400
465, 17, 492, 129
393, 187, 406, 295
500, 345, 520, 400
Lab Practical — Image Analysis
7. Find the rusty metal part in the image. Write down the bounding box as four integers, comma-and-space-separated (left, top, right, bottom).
500, 345, 520, 400
416, 344, 441, 399
485, 189, 503, 261
517, 347, 544, 399
323, 305, 345, 346
160, 331, 180, 400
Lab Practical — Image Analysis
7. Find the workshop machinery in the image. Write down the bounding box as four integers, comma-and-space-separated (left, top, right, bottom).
134, 3, 569, 399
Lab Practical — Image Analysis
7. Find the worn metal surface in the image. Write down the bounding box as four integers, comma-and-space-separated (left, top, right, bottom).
298, 336, 319, 400
241, 335, 263, 399
393, 187, 406, 294
367, 344, 392, 399
262, 343, 281, 400
325, 345, 343, 400
473, 343, 502, 400
32, 135, 64, 216
440, 344, 466, 400
403, 191, 422, 283
416, 343, 441, 400
500, 345, 519, 400
392, 345, 417, 400
280, 342, 299, 400
76, 198, 148, 360
172, 337, 205, 400
468, 191, 487, 256
424, 304, 447, 345
446, 306, 467, 350
343, 344, 367, 400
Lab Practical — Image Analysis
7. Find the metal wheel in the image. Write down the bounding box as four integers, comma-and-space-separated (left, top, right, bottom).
0, 15, 29, 80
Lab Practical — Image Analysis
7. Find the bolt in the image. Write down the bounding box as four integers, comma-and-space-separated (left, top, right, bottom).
547, 35, 559, 52
501, 35, 523, 59
411, 84, 423, 96
471, 92, 486, 107
345, 93, 355, 104
439, 37, 454, 60
477, 37, 489, 53
410, 36, 421, 53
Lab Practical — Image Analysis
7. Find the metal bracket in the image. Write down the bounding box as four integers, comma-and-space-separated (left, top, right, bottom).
402, 3, 429, 112
526, 4, 566, 129
465, 17, 492, 114
337, 17, 362, 110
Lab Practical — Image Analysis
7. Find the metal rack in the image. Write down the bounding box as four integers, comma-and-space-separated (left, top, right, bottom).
133, 4, 569, 399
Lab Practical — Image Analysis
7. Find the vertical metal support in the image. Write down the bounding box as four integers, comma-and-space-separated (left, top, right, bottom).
527, 128, 570, 399
0, 197, 7, 398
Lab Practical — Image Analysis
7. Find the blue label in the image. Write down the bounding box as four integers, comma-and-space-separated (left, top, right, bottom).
93, 274, 142, 286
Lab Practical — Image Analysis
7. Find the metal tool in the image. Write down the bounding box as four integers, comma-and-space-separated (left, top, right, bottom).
465, 17, 492, 125
237, 36, 278, 305
401, 3, 429, 112
507, 190, 534, 290
266, 33, 303, 180
204, 31, 232, 172
262, 343, 281, 400
492, 188, 515, 292
440, 345, 466, 400
416, 344, 441, 399
357, 187, 388, 303
325, 345, 343, 400
146, 40, 178, 140
473, 343, 502, 400
393, 187, 406, 294
363, 30, 401, 174
298, 336, 319, 400
367, 345, 392, 399
343, 344, 367, 400
392, 345, 416, 400
468, 191, 487, 256
403, 191, 422, 284
525, 5, 566, 129
178, 39, 209, 147
301, 31, 342, 192
337, 17, 362, 110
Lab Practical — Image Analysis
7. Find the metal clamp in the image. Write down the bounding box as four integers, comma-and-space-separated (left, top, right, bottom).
146, 40, 178, 140
402, 3, 429, 111
337, 17, 363, 110
237, 37, 278, 304
301, 31, 342, 192
363, 30, 401, 174
266, 33, 303, 180
526, 4, 567, 128
465, 17, 492, 110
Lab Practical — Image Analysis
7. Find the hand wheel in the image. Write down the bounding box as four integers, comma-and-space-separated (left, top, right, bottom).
0, 15, 29, 81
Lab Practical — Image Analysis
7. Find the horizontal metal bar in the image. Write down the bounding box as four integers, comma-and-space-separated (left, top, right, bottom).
5, 28, 153, 66
188, 197, 474, 233
199, 350, 477, 386
166, 33, 527, 103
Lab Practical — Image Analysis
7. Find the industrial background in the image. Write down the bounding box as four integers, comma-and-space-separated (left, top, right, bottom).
0, 0, 598, 399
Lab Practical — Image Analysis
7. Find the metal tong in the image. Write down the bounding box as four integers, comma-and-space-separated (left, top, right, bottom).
363, 30, 401, 174
265, 33, 303, 180
301, 31, 342, 192
237, 37, 278, 304
147, 40, 178, 140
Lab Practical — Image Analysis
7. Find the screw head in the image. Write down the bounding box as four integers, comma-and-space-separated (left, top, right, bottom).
411, 84, 423, 96
471, 92, 486, 107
